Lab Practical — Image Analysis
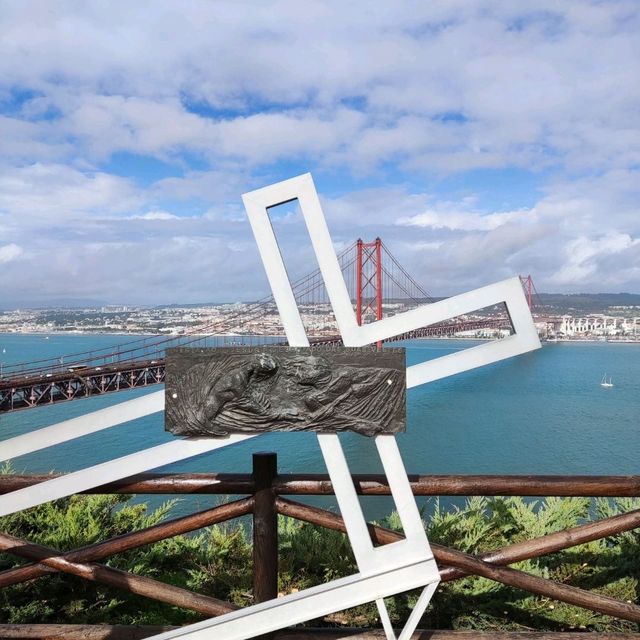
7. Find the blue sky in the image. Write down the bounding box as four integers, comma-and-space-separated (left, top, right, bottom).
0, 1, 639, 306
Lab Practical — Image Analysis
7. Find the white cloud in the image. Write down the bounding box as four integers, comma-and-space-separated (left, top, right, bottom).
1, 2, 637, 172
0, 173, 638, 303
0, 243, 23, 264
0, 1, 639, 302
397, 207, 527, 232
63, 95, 215, 159
0, 232, 266, 305
549, 232, 639, 285
131, 211, 179, 220
0, 163, 142, 223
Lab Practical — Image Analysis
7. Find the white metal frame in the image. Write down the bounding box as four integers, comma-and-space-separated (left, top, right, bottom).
243, 173, 540, 386
0, 391, 261, 517
0, 172, 541, 640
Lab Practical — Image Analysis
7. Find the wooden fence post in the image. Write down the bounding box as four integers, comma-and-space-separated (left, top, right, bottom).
252, 452, 278, 605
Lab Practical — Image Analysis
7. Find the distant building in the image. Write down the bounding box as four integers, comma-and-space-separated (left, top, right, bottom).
557, 315, 639, 337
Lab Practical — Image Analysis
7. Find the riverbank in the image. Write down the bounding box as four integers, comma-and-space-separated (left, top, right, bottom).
2, 328, 640, 344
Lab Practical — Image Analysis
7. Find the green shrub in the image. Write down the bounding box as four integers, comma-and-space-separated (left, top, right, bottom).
0, 481, 638, 631
421, 496, 640, 632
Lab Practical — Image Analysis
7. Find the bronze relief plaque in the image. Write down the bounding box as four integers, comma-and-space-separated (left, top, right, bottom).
165, 346, 406, 438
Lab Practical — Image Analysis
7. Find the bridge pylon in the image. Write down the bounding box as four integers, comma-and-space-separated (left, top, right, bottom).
356, 238, 383, 348
520, 274, 538, 313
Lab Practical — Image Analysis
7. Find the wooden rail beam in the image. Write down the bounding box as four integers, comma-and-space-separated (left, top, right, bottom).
0, 472, 255, 495
0, 626, 177, 640
252, 453, 279, 605
2, 473, 639, 497
272, 474, 640, 497
0, 626, 638, 639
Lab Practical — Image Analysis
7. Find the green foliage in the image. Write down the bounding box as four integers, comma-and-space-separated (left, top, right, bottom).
186, 522, 253, 607
0, 484, 638, 631
422, 496, 640, 632
0, 492, 208, 624
278, 516, 356, 587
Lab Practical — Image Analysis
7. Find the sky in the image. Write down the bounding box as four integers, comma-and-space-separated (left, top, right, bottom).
0, 0, 639, 307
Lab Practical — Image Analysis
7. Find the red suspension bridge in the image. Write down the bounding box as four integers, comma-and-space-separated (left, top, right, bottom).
0, 240, 538, 413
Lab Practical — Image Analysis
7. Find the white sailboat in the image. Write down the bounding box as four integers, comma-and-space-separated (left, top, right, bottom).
600, 373, 613, 388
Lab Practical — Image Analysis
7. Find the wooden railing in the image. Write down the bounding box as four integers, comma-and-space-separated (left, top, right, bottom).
1, 455, 639, 639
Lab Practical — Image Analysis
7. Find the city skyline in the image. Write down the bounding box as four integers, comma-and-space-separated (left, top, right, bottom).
1, 2, 639, 306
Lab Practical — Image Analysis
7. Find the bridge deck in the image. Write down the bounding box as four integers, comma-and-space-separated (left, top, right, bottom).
0, 319, 507, 413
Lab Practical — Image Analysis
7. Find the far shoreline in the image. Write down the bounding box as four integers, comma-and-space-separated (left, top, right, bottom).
0, 330, 638, 345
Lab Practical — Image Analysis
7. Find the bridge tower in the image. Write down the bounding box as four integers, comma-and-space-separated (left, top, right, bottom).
356, 238, 383, 348
521, 274, 535, 312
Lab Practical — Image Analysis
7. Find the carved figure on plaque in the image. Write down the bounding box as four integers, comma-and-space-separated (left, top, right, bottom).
165, 346, 405, 437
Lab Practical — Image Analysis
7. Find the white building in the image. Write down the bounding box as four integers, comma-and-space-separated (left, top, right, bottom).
558, 315, 639, 336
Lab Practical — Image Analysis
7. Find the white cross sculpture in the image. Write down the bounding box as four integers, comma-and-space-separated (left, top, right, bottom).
0, 173, 541, 640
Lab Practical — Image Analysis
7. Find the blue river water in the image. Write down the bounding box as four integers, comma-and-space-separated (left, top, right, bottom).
1, 333, 638, 521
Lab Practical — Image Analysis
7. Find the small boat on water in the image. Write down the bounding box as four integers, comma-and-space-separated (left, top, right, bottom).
600, 373, 613, 388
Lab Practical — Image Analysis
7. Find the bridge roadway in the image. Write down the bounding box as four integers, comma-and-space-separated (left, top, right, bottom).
0, 318, 506, 413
